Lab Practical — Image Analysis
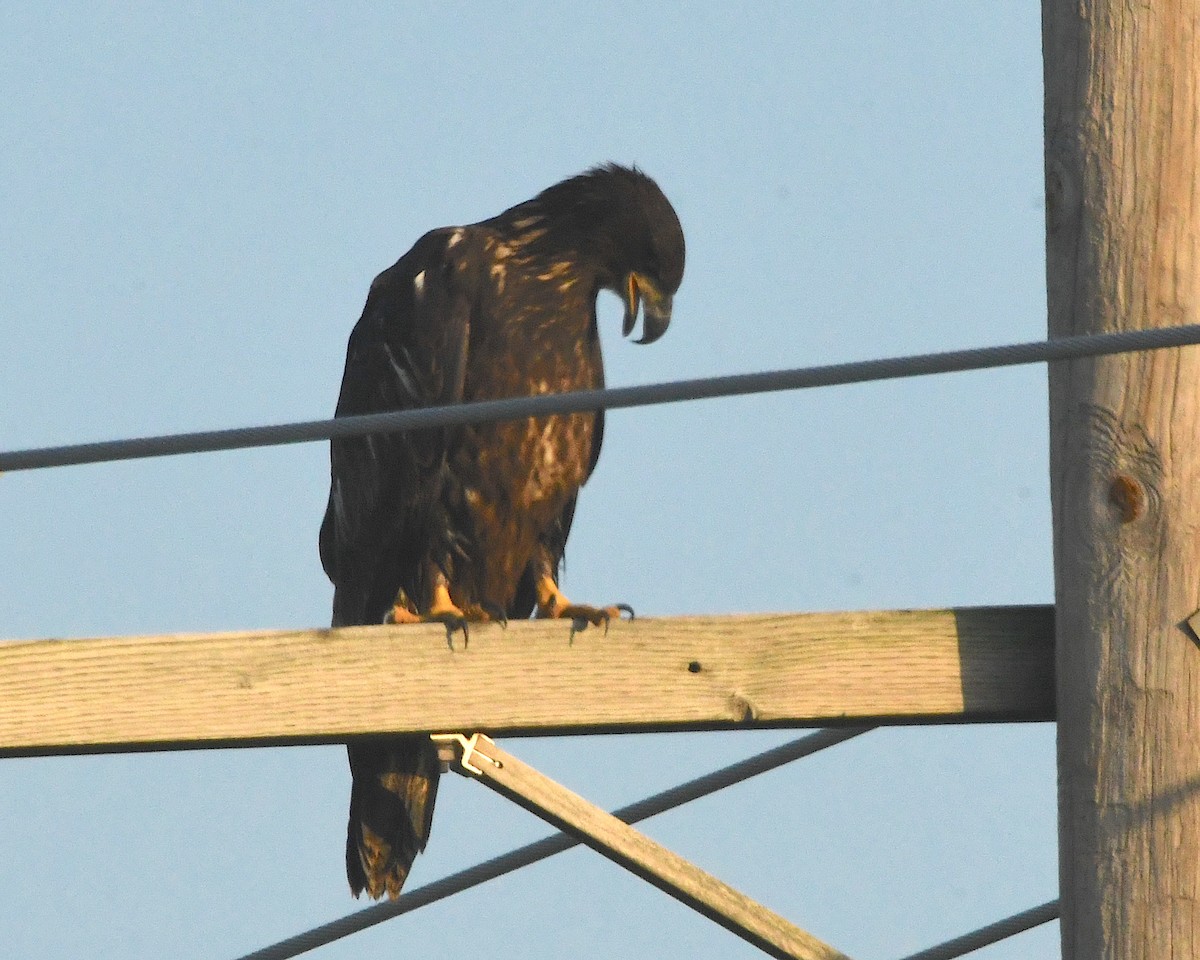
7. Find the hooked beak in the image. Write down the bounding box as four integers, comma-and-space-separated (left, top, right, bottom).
622, 272, 673, 345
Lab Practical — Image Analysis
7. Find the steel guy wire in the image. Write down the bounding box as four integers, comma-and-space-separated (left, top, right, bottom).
893, 899, 1060, 960
5, 324, 1200, 473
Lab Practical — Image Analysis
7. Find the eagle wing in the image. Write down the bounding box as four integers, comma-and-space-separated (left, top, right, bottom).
319, 229, 474, 627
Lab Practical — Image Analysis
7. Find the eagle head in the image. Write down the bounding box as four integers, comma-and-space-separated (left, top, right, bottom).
524, 164, 685, 345
602, 166, 685, 345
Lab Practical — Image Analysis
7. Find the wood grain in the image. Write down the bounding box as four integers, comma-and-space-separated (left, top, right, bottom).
1044, 2, 1200, 956
0, 606, 1054, 757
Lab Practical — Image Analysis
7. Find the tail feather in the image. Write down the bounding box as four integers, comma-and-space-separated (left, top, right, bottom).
347, 736, 441, 899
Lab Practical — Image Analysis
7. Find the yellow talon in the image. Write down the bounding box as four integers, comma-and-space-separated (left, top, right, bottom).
428, 581, 465, 620
533, 574, 632, 634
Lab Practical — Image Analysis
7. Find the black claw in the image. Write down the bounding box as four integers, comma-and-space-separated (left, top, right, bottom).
482, 601, 508, 628
437, 615, 468, 650
616, 603, 635, 620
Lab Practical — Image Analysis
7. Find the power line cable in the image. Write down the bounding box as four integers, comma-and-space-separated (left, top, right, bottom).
6, 324, 1200, 473
232, 727, 872, 960
894, 899, 1060, 960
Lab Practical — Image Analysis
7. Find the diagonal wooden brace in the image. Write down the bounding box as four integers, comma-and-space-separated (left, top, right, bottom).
430, 733, 853, 960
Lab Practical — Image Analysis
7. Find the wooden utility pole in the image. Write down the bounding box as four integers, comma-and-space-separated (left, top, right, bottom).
1043, 2, 1200, 958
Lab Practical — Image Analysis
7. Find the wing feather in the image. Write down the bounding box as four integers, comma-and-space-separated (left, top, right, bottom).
320, 228, 476, 626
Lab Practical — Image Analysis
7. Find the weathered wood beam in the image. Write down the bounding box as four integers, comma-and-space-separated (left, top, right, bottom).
1044, 1, 1200, 956
0, 606, 1054, 757
435, 733, 853, 960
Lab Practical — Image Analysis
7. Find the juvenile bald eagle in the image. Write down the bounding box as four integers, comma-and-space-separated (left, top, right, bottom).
320, 164, 685, 899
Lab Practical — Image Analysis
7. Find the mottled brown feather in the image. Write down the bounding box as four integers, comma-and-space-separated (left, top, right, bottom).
346, 738, 439, 899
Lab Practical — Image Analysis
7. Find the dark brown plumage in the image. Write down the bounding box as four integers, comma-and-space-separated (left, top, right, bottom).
320, 164, 684, 899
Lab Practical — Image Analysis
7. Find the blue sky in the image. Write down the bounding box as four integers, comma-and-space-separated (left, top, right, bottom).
1, 4, 1056, 958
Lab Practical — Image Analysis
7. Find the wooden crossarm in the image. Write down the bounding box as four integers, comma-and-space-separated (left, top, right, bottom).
0, 606, 1054, 757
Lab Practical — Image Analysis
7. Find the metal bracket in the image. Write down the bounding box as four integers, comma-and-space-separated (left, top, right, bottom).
430, 732, 502, 777
1186, 610, 1200, 647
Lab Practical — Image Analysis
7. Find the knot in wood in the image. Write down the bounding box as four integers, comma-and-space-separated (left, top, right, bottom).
727, 692, 758, 723
1043, 153, 1077, 235
1108, 473, 1146, 523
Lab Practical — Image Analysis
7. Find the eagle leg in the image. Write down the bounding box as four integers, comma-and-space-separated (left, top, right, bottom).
387, 576, 495, 649
533, 573, 634, 640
